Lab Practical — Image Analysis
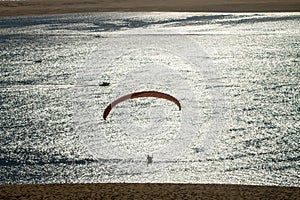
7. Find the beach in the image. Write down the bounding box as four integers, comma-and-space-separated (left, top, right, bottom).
0, 0, 300, 17
1, 1, 299, 199
1, 183, 299, 199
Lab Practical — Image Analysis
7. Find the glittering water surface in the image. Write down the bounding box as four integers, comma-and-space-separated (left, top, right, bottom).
0, 12, 299, 185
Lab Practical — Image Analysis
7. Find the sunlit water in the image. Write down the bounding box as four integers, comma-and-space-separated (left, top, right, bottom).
0, 12, 299, 185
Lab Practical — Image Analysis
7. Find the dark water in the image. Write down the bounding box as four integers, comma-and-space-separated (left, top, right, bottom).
0, 12, 299, 185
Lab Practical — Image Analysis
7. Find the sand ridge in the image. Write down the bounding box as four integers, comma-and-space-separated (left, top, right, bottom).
1, 183, 299, 199
1, 0, 300, 17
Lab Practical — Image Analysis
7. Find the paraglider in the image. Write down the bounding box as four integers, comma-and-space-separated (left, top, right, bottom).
146, 154, 153, 166
103, 91, 181, 120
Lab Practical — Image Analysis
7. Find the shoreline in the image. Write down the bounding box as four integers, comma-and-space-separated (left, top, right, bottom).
1, 183, 299, 199
1, 0, 300, 17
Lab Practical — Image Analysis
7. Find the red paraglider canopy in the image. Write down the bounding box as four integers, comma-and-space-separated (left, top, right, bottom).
103, 91, 181, 120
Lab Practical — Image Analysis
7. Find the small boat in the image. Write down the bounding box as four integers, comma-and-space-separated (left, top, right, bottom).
34, 60, 42, 63
99, 82, 110, 86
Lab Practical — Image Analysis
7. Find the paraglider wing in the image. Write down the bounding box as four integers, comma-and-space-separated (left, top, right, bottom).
103, 91, 181, 120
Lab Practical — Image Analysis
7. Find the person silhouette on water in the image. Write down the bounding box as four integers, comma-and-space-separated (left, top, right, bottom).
146, 154, 153, 166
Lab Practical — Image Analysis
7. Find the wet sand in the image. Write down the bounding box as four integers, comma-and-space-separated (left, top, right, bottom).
1, 183, 299, 199
1, 0, 300, 17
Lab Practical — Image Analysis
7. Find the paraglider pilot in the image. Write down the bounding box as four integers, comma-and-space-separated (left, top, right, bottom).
146, 155, 153, 166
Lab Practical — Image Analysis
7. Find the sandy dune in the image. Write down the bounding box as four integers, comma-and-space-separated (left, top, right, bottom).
1, 183, 299, 199
1, 0, 300, 17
